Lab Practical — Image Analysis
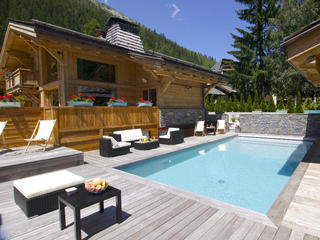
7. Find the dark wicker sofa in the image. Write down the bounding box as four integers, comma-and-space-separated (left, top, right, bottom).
99, 137, 131, 157
158, 128, 184, 145
110, 129, 150, 147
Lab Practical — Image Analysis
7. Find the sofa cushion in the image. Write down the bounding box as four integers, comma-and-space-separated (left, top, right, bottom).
113, 129, 144, 142
113, 142, 131, 149
103, 136, 119, 147
13, 170, 84, 199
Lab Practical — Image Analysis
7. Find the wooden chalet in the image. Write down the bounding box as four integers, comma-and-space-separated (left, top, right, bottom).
0, 17, 228, 108
282, 19, 320, 86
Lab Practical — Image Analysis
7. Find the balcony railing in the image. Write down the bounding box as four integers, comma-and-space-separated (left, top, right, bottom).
5, 68, 38, 91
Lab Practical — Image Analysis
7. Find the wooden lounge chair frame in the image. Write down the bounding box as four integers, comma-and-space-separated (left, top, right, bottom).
24, 120, 56, 153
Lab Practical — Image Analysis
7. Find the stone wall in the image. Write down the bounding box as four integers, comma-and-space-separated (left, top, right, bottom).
159, 108, 205, 127
240, 114, 320, 137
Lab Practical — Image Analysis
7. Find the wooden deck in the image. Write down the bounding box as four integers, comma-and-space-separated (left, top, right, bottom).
0, 134, 320, 239
0, 146, 83, 182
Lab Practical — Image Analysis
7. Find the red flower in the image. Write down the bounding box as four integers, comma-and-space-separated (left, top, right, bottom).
121, 97, 125, 101
92, 97, 95, 101
5, 94, 13, 99
111, 97, 116, 100
142, 99, 146, 103
0, 96, 3, 100
70, 95, 76, 98
149, 100, 152, 103
79, 93, 83, 97
82, 97, 85, 99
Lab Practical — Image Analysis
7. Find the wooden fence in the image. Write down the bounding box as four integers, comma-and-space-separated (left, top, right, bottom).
1, 106, 159, 151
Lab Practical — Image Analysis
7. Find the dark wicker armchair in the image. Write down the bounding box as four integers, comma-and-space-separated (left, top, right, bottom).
110, 130, 150, 146
99, 137, 131, 157
158, 128, 184, 145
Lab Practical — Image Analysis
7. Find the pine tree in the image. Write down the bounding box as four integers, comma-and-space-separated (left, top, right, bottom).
261, 92, 267, 112
205, 96, 211, 111
233, 94, 239, 112
228, 0, 278, 94
246, 94, 253, 112
239, 93, 246, 112
226, 97, 233, 112
215, 96, 221, 112
221, 96, 227, 112
295, 92, 304, 113
287, 95, 295, 113
268, 93, 276, 112
278, 96, 284, 110
253, 90, 260, 110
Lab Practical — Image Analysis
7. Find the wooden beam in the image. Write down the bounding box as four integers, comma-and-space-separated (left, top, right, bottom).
18, 35, 38, 53
32, 40, 63, 64
204, 84, 216, 98
70, 80, 136, 89
6, 51, 32, 68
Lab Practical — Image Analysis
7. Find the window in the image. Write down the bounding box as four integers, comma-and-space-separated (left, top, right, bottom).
142, 88, 157, 106
46, 54, 58, 83
77, 58, 115, 83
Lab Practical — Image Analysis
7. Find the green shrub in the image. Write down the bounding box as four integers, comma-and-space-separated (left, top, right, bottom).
261, 92, 267, 112
233, 94, 239, 112
277, 96, 284, 110
246, 94, 253, 112
287, 95, 295, 113
268, 93, 276, 112
226, 96, 233, 112
221, 96, 227, 111
253, 90, 260, 110
210, 94, 215, 112
295, 92, 304, 113
239, 93, 245, 112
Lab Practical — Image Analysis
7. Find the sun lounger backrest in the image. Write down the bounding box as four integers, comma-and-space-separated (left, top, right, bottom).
217, 120, 225, 130
0, 121, 7, 136
35, 120, 56, 140
195, 121, 204, 132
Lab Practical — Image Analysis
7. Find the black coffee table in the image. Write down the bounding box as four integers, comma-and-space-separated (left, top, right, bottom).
133, 140, 159, 150
58, 185, 122, 240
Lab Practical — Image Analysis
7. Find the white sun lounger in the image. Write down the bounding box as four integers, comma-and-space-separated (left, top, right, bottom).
0, 121, 8, 148
24, 120, 56, 153
194, 121, 205, 136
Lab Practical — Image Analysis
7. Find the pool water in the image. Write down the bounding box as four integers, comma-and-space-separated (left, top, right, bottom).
118, 137, 312, 213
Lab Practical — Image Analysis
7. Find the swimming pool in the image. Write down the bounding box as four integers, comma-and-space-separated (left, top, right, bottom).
117, 137, 312, 213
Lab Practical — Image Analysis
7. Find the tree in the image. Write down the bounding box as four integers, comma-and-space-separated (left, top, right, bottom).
205, 95, 211, 111
215, 96, 221, 112
239, 93, 246, 112
246, 94, 253, 112
287, 95, 295, 113
261, 92, 267, 112
82, 18, 100, 36
295, 92, 304, 113
221, 96, 227, 112
268, 93, 276, 112
253, 90, 260, 110
233, 94, 239, 112
278, 96, 284, 110
266, 0, 320, 97
228, 0, 278, 94
226, 97, 233, 112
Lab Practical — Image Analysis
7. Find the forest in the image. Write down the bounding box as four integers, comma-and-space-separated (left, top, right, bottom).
227, 0, 320, 98
0, 0, 216, 68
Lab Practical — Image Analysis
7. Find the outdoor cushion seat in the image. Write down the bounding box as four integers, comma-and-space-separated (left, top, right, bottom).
13, 170, 84, 217
111, 129, 150, 146
159, 128, 184, 145
100, 136, 131, 157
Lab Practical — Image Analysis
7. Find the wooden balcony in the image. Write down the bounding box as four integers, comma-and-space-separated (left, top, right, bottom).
5, 68, 38, 92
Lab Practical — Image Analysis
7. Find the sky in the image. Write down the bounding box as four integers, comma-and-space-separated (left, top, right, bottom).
97, 0, 247, 61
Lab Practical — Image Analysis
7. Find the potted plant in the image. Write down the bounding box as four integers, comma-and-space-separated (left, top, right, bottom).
67, 93, 95, 107
235, 121, 241, 133
137, 98, 152, 107
107, 97, 127, 107
0, 94, 24, 107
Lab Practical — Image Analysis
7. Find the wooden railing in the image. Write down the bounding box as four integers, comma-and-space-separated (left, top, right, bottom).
1, 106, 159, 151
5, 68, 38, 91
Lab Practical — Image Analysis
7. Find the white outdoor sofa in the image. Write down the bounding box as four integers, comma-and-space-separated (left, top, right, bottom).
13, 170, 84, 217
110, 129, 150, 146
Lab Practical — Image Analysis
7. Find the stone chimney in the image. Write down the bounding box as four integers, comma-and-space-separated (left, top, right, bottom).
105, 17, 144, 53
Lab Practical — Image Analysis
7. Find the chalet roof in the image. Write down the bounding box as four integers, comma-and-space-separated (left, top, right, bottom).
208, 87, 225, 95
211, 58, 233, 73
216, 84, 237, 94
3, 19, 228, 81
282, 18, 320, 46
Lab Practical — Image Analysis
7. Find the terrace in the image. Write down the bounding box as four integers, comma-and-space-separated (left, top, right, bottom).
0, 132, 320, 239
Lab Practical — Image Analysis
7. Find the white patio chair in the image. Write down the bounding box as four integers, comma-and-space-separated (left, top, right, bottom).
24, 120, 56, 153
217, 120, 226, 134
194, 121, 205, 136
0, 121, 8, 148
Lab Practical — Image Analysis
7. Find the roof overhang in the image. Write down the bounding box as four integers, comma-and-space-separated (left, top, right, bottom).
281, 19, 320, 87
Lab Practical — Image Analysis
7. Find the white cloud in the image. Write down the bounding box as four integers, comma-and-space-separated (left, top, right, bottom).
169, 4, 181, 18
103, 0, 108, 3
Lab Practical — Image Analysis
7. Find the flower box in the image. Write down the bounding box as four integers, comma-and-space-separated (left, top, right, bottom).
67, 101, 94, 107
137, 102, 152, 107
0, 102, 23, 108
108, 102, 127, 107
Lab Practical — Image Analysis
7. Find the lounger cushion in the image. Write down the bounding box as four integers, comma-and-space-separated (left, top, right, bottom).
160, 128, 180, 138
13, 170, 84, 199
103, 136, 119, 147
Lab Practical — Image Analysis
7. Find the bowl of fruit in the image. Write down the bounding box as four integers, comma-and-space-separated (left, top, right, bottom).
85, 177, 109, 194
